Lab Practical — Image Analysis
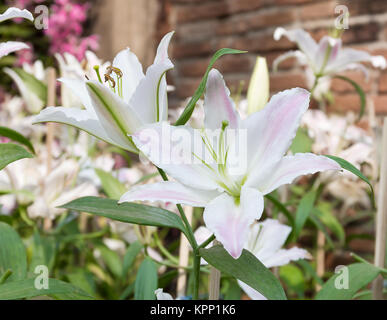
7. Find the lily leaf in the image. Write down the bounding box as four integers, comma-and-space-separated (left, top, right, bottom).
95, 168, 127, 200
0, 222, 27, 282
0, 278, 94, 300
294, 189, 317, 239
334, 75, 365, 120
122, 241, 143, 278
0, 126, 35, 153
325, 155, 375, 205
174, 48, 246, 126
316, 263, 380, 300
0, 143, 33, 171
12, 67, 47, 103
60, 196, 189, 238
134, 257, 158, 300
200, 245, 287, 300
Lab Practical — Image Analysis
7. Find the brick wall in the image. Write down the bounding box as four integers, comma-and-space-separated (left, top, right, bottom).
160, 0, 387, 114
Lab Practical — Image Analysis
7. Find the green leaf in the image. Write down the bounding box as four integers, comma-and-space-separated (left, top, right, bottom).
61, 196, 188, 237
325, 155, 375, 204
95, 168, 127, 200
308, 213, 334, 248
96, 245, 122, 278
200, 245, 287, 300
29, 231, 57, 273
134, 257, 158, 300
294, 190, 317, 239
279, 264, 305, 297
122, 241, 143, 278
174, 48, 247, 126
0, 126, 35, 153
334, 75, 366, 119
313, 203, 345, 244
0, 143, 33, 171
66, 269, 96, 296
0, 222, 27, 282
12, 67, 47, 104
316, 263, 380, 300
290, 127, 313, 154
0, 278, 94, 300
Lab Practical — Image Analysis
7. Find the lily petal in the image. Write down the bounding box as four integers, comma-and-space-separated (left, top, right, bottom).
314, 37, 341, 73
132, 122, 220, 191
272, 50, 306, 71
0, 41, 29, 59
154, 31, 175, 64
59, 78, 94, 114
112, 48, 144, 103
203, 187, 264, 259
0, 7, 33, 23
129, 59, 174, 123
274, 27, 318, 62
86, 80, 142, 150
34, 107, 136, 152
243, 88, 310, 188
258, 153, 341, 194
204, 69, 240, 129
119, 181, 218, 207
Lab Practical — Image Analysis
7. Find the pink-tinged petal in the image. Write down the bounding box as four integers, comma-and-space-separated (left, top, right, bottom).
272, 50, 306, 71
238, 281, 268, 300
327, 48, 386, 73
132, 122, 220, 191
112, 48, 145, 104
118, 181, 219, 206
204, 69, 240, 129
243, 88, 310, 188
274, 28, 318, 62
203, 187, 264, 259
0, 7, 33, 23
154, 31, 174, 64
258, 153, 341, 194
0, 41, 29, 59
264, 247, 311, 269
314, 37, 342, 73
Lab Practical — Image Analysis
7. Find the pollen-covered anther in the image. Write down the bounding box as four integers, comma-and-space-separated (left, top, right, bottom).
104, 74, 116, 88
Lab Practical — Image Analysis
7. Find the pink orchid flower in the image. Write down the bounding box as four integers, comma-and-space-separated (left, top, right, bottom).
119, 68, 340, 259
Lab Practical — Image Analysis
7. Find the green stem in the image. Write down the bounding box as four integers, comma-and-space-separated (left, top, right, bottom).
198, 234, 215, 250
154, 232, 179, 264
193, 250, 201, 300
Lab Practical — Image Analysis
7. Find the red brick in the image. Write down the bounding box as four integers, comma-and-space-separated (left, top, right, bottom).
233, 32, 295, 52
179, 58, 211, 77
178, 21, 218, 42
216, 9, 296, 36
227, 0, 264, 14
378, 72, 387, 93
272, 0, 315, 5
300, 1, 337, 20
373, 95, 387, 114
173, 40, 213, 58
215, 54, 255, 73
331, 71, 372, 93
269, 72, 307, 92
266, 51, 299, 70
175, 1, 228, 23
176, 78, 201, 98
332, 93, 362, 113
341, 22, 380, 44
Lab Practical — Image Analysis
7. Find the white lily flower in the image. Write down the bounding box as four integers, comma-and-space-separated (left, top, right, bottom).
238, 219, 311, 300
274, 27, 386, 77
155, 288, 174, 300
34, 31, 175, 153
119, 68, 340, 259
0, 7, 33, 59
4, 60, 47, 113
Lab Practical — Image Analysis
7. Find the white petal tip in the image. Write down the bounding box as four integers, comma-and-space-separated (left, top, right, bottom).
274, 27, 286, 41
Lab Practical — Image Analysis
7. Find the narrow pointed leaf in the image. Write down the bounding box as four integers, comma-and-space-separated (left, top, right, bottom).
12, 68, 47, 103
134, 257, 158, 300
174, 48, 246, 126
122, 241, 143, 278
316, 263, 380, 300
60, 196, 188, 237
0, 278, 94, 300
0, 222, 27, 282
294, 189, 317, 239
0, 126, 35, 153
0, 143, 33, 170
200, 245, 287, 300
325, 155, 374, 204
95, 168, 127, 200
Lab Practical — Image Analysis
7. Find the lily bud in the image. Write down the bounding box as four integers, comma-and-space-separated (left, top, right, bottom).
247, 56, 270, 114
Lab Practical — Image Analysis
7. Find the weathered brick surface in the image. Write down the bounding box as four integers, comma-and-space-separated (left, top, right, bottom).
165, 0, 387, 113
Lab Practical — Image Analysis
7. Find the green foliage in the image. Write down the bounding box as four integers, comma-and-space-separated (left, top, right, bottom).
200, 245, 287, 300
0, 126, 35, 153
0, 143, 33, 170
134, 258, 158, 300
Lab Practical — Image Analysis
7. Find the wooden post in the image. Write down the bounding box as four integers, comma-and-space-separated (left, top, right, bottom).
372, 117, 387, 300
44, 68, 56, 231
316, 230, 325, 292
208, 240, 221, 300
176, 206, 193, 297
